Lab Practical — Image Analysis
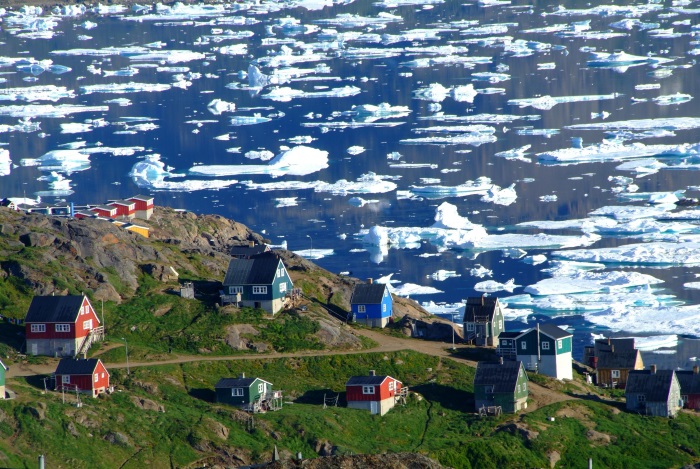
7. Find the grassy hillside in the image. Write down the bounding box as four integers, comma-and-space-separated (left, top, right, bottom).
3, 351, 700, 468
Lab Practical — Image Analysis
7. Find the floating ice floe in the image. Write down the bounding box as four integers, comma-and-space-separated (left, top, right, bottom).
508, 93, 617, 111
188, 146, 328, 178
275, 197, 298, 207
312, 12, 403, 28
634, 335, 679, 351
567, 117, 700, 131
537, 139, 692, 164
413, 83, 478, 103
262, 85, 361, 102
586, 51, 672, 73
470, 264, 492, 278
389, 283, 443, 297
480, 184, 517, 206
0, 104, 108, 118
231, 115, 272, 126
345, 103, 412, 122
430, 270, 461, 281
294, 248, 334, 260
80, 82, 172, 94
653, 92, 692, 106
130, 154, 239, 192
0, 85, 75, 102
207, 99, 235, 115
348, 197, 379, 207
0, 149, 10, 176
554, 241, 700, 265
243, 172, 397, 195
474, 279, 520, 293
410, 176, 494, 198
346, 146, 365, 155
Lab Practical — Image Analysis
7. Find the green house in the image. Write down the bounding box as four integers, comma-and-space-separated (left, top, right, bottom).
221, 252, 294, 315
515, 323, 573, 380
215, 374, 282, 412
474, 360, 528, 413
0, 359, 7, 399
463, 296, 504, 346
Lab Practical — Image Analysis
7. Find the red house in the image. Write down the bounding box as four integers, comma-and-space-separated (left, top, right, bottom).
128, 195, 154, 220
25, 295, 104, 357
677, 366, 700, 410
55, 358, 110, 397
108, 200, 136, 219
345, 370, 402, 416
90, 205, 117, 218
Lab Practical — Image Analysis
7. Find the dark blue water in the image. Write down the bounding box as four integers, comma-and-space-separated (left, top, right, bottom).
2, 0, 700, 363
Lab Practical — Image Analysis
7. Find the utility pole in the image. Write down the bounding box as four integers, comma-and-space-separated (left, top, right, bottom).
122, 337, 130, 375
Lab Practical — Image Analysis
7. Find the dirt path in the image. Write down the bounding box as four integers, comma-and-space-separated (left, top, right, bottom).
6, 327, 573, 410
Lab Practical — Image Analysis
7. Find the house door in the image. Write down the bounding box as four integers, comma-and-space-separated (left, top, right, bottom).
31, 343, 37, 355
254, 302, 262, 309
370, 401, 379, 415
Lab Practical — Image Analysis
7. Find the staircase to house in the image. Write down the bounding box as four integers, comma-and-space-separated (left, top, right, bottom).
75, 326, 105, 358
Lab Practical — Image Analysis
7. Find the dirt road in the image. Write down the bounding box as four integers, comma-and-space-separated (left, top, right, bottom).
7, 327, 572, 410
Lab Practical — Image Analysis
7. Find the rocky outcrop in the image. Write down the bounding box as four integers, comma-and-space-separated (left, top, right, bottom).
265, 453, 447, 469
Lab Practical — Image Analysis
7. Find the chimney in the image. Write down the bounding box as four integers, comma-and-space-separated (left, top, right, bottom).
611, 345, 614, 353
499, 357, 504, 365
249, 240, 254, 248
369, 370, 375, 376
607, 337, 611, 346
694, 366, 699, 375
481, 294, 485, 306
240, 372, 245, 379
650, 365, 656, 374
367, 278, 373, 284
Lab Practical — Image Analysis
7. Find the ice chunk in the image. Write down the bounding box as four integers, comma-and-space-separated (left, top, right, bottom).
346, 146, 365, 155
0, 149, 10, 176
480, 184, 517, 206
262, 85, 361, 102
188, 146, 328, 178
537, 139, 686, 164
470, 265, 492, 278
654, 92, 693, 106
555, 241, 700, 265
508, 93, 617, 111
130, 154, 238, 192
430, 270, 460, 281
294, 248, 334, 260
475, 279, 520, 293
80, 82, 171, 94
207, 99, 236, 115
410, 177, 493, 198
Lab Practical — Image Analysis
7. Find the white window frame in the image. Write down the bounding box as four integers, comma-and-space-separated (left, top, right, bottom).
253, 286, 267, 295
523, 382, 527, 392
557, 339, 563, 349
362, 385, 374, 395
258, 383, 264, 393
541, 341, 550, 350
358, 305, 366, 313
466, 323, 475, 331
382, 304, 386, 312
279, 282, 287, 293
521, 341, 527, 350
232, 388, 244, 397
94, 374, 99, 383
277, 267, 285, 278
229, 286, 243, 295
388, 380, 395, 391
55, 324, 70, 333
62, 375, 70, 384
611, 370, 620, 379
83, 319, 93, 330
498, 320, 503, 330
31, 324, 46, 333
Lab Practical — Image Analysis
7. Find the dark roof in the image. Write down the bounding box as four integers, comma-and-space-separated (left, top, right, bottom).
463, 297, 499, 322
498, 331, 522, 339
346, 375, 398, 386
474, 361, 525, 393
597, 350, 641, 369
215, 377, 269, 388
626, 370, 677, 402
536, 323, 572, 340
676, 370, 700, 394
223, 252, 282, 285
594, 337, 636, 356
25, 295, 85, 323
129, 194, 154, 202
350, 283, 388, 304
55, 358, 101, 375
229, 243, 270, 258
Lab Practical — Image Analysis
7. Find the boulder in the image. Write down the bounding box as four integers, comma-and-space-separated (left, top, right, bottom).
19, 232, 55, 247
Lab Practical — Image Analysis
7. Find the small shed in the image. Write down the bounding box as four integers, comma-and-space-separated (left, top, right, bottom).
345, 370, 402, 416
128, 195, 154, 220
626, 366, 682, 417
215, 373, 281, 412
55, 358, 110, 398
350, 280, 393, 328
676, 366, 700, 410
474, 360, 528, 414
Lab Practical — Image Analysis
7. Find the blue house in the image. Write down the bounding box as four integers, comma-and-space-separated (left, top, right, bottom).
515, 323, 573, 380
221, 252, 293, 315
350, 281, 393, 328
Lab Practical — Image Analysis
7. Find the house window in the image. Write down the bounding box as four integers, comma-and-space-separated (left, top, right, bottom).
232, 388, 244, 397
277, 267, 285, 278
62, 375, 70, 384
389, 381, 395, 391
521, 341, 527, 350
523, 382, 527, 392
83, 319, 93, 330
557, 339, 563, 349
498, 320, 503, 330
541, 342, 550, 350
611, 370, 620, 379
31, 324, 46, 333
94, 374, 98, 383
55, 324, 70, 333
484, 385, 494, 394
83, 305, 89, 315
279, 282, 287, 293
467, 323, 475, 331
358, 305, 366, 313
638, 394, 646, 403
258, 383, 264, 393
517, 384, 521, 393
682, 395, 689, 405
253, 286, 267, 295
382, 304, 386, 312
362, 385, 374, 395
229, 286, 243, 295
101, 373, 105, 378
